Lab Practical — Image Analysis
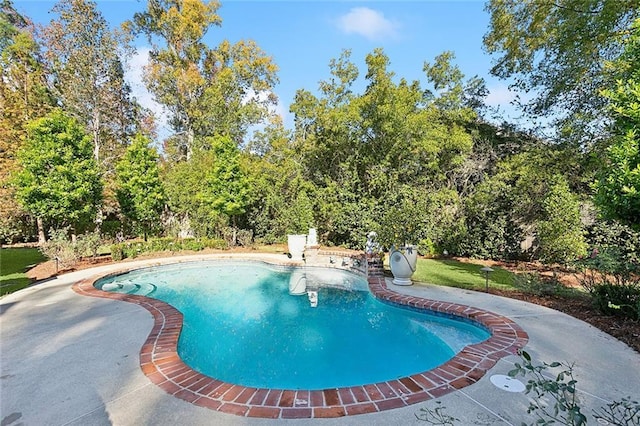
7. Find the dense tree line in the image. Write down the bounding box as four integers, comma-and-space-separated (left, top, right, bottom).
1, 0, 638, 265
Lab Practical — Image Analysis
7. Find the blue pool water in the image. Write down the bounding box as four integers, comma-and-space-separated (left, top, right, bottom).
96, 261, 489, 390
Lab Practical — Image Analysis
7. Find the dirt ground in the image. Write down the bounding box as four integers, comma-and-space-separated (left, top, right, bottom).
26, 252, 640, 354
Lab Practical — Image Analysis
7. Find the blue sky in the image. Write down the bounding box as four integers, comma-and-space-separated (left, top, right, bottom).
14, 0, 525, 137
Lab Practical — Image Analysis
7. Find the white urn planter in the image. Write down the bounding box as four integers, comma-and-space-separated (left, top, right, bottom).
287, 234, 307, 261
389, 245, 418, 286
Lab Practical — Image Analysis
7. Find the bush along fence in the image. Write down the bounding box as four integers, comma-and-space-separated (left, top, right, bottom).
110, 237, 229, 261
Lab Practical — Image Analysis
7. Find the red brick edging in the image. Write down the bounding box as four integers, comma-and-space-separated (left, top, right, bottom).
72, 269, 528, 419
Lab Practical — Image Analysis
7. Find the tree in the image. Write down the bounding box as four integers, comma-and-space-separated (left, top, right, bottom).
202, 135, 250, 241
41, 0, 144, 175
0, 0, 53, 242
290, 48, 477, 247
457, 178, 523, 260
484, 0, 639, 143
537, 176, 588, 263
115, 134, 165, 240
594, 19, 640, 227
244, 119, 314, 242
163, 151, 223, 238
130, 0, 279, 158
14, 109, 102, 241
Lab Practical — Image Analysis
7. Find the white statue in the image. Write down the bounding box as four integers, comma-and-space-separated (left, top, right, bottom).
365, 231, 381, 255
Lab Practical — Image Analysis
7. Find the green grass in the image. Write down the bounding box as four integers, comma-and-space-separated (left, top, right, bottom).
1, 248, 47, 296
411, 258, 515, 291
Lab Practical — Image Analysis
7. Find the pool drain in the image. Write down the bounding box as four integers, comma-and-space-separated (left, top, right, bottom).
489, 374, 525, 392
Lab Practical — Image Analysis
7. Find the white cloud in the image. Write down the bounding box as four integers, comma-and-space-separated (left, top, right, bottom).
336, 7, 399, 41
124, 47, 170, 139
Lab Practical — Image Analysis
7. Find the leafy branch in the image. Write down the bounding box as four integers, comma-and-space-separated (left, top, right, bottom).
508, 350, 587, 426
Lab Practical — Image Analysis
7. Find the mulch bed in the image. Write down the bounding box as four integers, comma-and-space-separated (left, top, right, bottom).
26, 253, 640, 354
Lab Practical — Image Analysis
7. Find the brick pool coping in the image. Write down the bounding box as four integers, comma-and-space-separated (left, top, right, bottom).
72, 265, 528, 419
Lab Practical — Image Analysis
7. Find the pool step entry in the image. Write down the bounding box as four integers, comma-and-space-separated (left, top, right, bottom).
288, 269, 307, 295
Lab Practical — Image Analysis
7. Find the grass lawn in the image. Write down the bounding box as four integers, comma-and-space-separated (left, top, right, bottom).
1, 247, 47, 296
411, 258, 515, 291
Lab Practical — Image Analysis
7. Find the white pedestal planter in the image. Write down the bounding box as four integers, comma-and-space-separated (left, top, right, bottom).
287, 234, 307, 261
307, 228, 318, 247
389, 245, 418, 286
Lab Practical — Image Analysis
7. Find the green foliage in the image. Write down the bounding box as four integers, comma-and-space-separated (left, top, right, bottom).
115, 134, 164, 240
484, 0, 638, 143
282, 190, 314, 234
314, 183, 374, 249
375, 186, 456, 249
38, 227, 102, 269
509, 351, 640, 426
454, 146, 588, 262
593, 397, 640, 425
42, 0, 142, 176
576, 247, 640, 320
39, 228, 75, 269
513, 272, 576, 297
202, 135, 249, 219
109, 237, 227, 261
164, 136, 249, 240
1, 2, 54, 237
162, 150, 226, 238
129, 0, 278, 158
595, 18, 640, 227
536, 176, 587, 264
75, 230, 101, 259
39, 228, 77, 268
236, 229, 253, 247
509, 351, 587, 426
456, 178, 522, 260
245, 121, 316, 243
14, 109, 102, 233
585, 219, 640, 264
290, 48, 477, 249
590, 282, 640, 320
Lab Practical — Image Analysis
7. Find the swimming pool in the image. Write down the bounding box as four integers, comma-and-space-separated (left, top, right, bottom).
74, 255, 528, 418
95, 261, 490, 390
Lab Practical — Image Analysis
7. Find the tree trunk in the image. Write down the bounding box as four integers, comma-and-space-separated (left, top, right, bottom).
36, 217, 46, 244
186, 128, 194, 161
232, 216, 237, 247
92, 111, 104, 232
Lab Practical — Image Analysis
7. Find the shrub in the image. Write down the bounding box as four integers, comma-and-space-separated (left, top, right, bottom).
75, 231, 101, 259
590, 283, 640, 320
236, 229, 253, 247
535, 177, 587, 264
182, 238, 205, 251
202, 237, 228, 250
513, 272, 572, 297
40, 228, 78, 269
108, 237, 229, 261
586, 220, 640, 265
575, 248, 640, 320
110, 243, 124, 261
